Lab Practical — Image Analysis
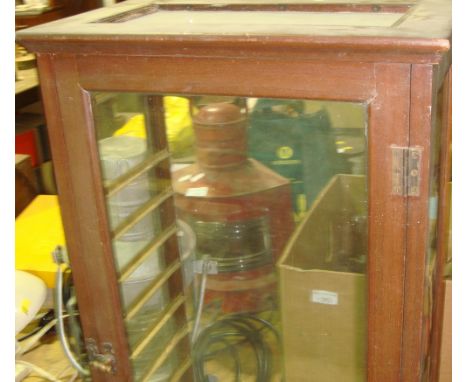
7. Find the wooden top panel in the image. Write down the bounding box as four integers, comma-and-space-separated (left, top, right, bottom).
16, 0, 451, 57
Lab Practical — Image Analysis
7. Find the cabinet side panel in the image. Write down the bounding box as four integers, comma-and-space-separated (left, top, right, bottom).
367, 63, 411, 382
401, 63, 443, 382
429, 66, 452, 382
37, 54, 133, 382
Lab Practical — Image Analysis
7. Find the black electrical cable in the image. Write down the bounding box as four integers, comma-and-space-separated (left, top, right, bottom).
17, 309, 56, 342
201, 319, 269, 381
17, 326, 43, 342
196, 337, 241, 382
222, 318, 270, 378
203, 313, 280, 359
232, 314, 280, 342
192, 312, 280, 382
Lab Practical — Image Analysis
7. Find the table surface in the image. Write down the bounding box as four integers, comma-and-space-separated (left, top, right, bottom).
17, 337, 83, 381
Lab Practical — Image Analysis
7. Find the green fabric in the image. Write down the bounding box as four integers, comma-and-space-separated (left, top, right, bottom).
248, 99, 339, 222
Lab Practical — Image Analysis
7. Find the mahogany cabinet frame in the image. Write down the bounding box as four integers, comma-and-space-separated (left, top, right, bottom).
22, 17, 451, 381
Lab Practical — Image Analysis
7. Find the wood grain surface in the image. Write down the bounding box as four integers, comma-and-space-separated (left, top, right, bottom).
20, 2, 451, 379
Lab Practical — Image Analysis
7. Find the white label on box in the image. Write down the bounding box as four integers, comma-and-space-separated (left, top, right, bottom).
310, 290, 339, 305
185, 187, 208, 197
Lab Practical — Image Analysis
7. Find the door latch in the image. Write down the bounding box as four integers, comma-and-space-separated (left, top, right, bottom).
391, 145, 423, 197
85, 338, 116, 375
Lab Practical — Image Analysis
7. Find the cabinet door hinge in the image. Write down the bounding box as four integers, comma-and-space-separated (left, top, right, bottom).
391, 145, 423, 197
85, 338, 117, 375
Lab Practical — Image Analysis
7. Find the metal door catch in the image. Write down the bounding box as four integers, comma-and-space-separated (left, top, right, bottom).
85, 338, 116, 374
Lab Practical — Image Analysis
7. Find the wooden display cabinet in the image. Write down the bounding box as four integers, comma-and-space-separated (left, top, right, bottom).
16, 1, 452, 381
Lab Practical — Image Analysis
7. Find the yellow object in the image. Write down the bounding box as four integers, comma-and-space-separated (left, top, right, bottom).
113, 114, 146, 138
15, 195, 66, 288
16, 98, 193, 288
114, 96, 194, 158
20, 299, 31, 314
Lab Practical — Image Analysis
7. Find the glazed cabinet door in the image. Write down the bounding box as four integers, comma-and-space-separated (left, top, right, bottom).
37, 53, 412, 382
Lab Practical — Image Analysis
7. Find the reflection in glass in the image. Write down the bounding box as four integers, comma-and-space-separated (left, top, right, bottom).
92, 93, 368, 381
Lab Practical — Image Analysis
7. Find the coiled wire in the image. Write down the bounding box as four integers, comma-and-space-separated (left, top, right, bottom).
192, 313, 280, 382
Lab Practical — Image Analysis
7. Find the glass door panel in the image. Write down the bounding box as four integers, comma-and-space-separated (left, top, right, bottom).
91, 92, 368, 382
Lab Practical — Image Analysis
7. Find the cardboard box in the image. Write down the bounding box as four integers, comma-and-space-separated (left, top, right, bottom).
438, 279, 451, 382
279, 175, 367, 382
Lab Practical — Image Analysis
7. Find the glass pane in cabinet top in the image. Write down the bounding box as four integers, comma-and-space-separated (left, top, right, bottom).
91, 93, 368, 382
91, 2, 411, 30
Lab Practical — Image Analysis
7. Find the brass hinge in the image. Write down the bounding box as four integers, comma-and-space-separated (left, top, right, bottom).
85, 338, 117, 375
391, 145, 423, 197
